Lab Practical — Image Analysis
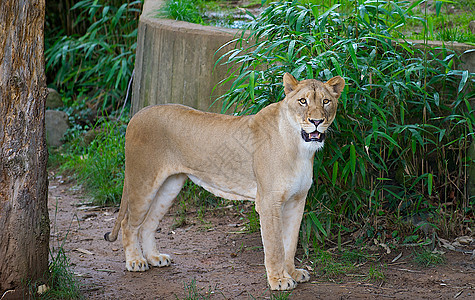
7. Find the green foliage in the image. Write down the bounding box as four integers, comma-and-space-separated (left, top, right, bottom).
406, 0, 475, 44
45, 0, 142, 112
246, 206, 260, 233
60, 118, 126, 205
160, 0, 256, 28
161, 0, 203, 23
40, 248, 82, 300
27, 249, 82, 300
366, 264, 386, 282
312, 249, 355, 278
28, 199, 82, 299
413, 249, 446, 267
269, 292, 293, 300
340, 249, 375, 264
173, 180, 227, 228
249, 291, 292, 300
179, 279, 214, 300
218, 0, 474, 247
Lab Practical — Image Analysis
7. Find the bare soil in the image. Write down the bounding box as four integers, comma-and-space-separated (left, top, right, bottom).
48, 174, 475, 300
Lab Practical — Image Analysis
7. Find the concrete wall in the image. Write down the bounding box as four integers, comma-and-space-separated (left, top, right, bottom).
407, 39, 475, 73
131, 0, 242, 114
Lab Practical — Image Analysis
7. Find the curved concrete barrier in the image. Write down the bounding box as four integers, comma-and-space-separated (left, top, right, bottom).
131, 0, 242, 114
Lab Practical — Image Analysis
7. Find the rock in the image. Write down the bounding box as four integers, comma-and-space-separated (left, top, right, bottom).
37, 284, 49, 295
46, 88, 63, 109
469, 21, 475, 35
45, 110, 70, 147
83, 127, 103, 145
454, 236, 473, 245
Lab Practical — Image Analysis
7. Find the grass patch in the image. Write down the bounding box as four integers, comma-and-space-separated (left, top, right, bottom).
26, 248, 82, 300
407, 0, 475, 44
270, 292, 292, 300
29, 199, 83, 299
160, 0, 261, 28
40, 249, 82, 300
413, 249, 446, 267
56, 117, 126, 206
366, 264, 386, 282
178, 279, 216, 300
245, 206, 260, 233
248, 291, 292, 300
340, 249, 375, 264
161, 0, 203, 23
172, 180, 228, 229
311, 247, 387, 283
312, 249, 356, 279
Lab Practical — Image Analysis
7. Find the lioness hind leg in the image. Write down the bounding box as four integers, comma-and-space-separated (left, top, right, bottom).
122, 173, 172, 272
122, 216, 149, 272
141, 174, 187, 267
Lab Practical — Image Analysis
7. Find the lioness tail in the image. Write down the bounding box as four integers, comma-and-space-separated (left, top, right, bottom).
104, 178, 128, 242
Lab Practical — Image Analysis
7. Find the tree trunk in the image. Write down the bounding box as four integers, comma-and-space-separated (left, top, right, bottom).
0, 0, 50, 295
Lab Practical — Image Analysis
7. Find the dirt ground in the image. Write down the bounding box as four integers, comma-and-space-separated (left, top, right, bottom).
47, 173, 475, 300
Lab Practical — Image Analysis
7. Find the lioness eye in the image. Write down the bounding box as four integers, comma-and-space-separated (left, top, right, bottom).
323, 99, 330, 105
298, 98, 307, 105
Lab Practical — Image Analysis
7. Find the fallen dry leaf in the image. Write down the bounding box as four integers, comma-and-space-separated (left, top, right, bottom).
75, 248, 94, 255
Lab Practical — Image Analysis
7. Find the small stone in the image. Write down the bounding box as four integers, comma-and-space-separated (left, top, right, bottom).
37, 284, 49, 295
45, 110, 70, 147
469, 21, 475, 35
46, 88, 63, 109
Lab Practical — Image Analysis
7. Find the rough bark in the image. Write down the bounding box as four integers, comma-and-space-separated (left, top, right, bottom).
0, 0, 50, 294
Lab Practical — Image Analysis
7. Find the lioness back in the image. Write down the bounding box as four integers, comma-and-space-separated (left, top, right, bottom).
126, 104, 258, 201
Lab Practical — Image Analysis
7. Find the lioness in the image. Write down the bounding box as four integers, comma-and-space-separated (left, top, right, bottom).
105, 73, 345, 290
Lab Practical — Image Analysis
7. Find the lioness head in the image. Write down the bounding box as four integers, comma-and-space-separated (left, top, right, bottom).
283, 73, 345, 143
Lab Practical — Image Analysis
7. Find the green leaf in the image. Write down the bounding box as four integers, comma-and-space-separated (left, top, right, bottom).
427, 17, 434, 39
347, 42, 358, 68
350, 144, 356, 176
375, 131, 402, 149
330, 56, 342, 76
112, 3, 128, 28
411, 139, 417, 154
435, 1, 442, 17
306, 64, 314, 79
438, 129, 446, 142
309, 212, 327, 237
296, 10, 307, 32
332, 161, 339, 185
433, 92, 440, 107
458, 70, 469, 93
249, 70, 255, 101
288, 40, 296, 61
427, 173, 433, 196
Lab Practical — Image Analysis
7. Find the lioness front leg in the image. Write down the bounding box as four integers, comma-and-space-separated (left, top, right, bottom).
258, 198, 297, 291
282, 198, 310, 283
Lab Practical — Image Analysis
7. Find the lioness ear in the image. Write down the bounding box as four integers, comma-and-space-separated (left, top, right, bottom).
283, 72, 299, 95
325, 76, 345, 98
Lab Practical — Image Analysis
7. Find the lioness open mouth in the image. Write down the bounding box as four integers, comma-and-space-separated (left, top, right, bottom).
301, 129, 325, 142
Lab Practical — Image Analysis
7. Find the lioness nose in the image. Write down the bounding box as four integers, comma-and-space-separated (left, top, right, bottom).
309, 119, 324, 126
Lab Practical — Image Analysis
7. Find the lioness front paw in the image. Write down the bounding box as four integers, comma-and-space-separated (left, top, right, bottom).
269, 277, 297, 291
146, 253, 171, 267
126, 258, 149, 272
291, 268, 310, 283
